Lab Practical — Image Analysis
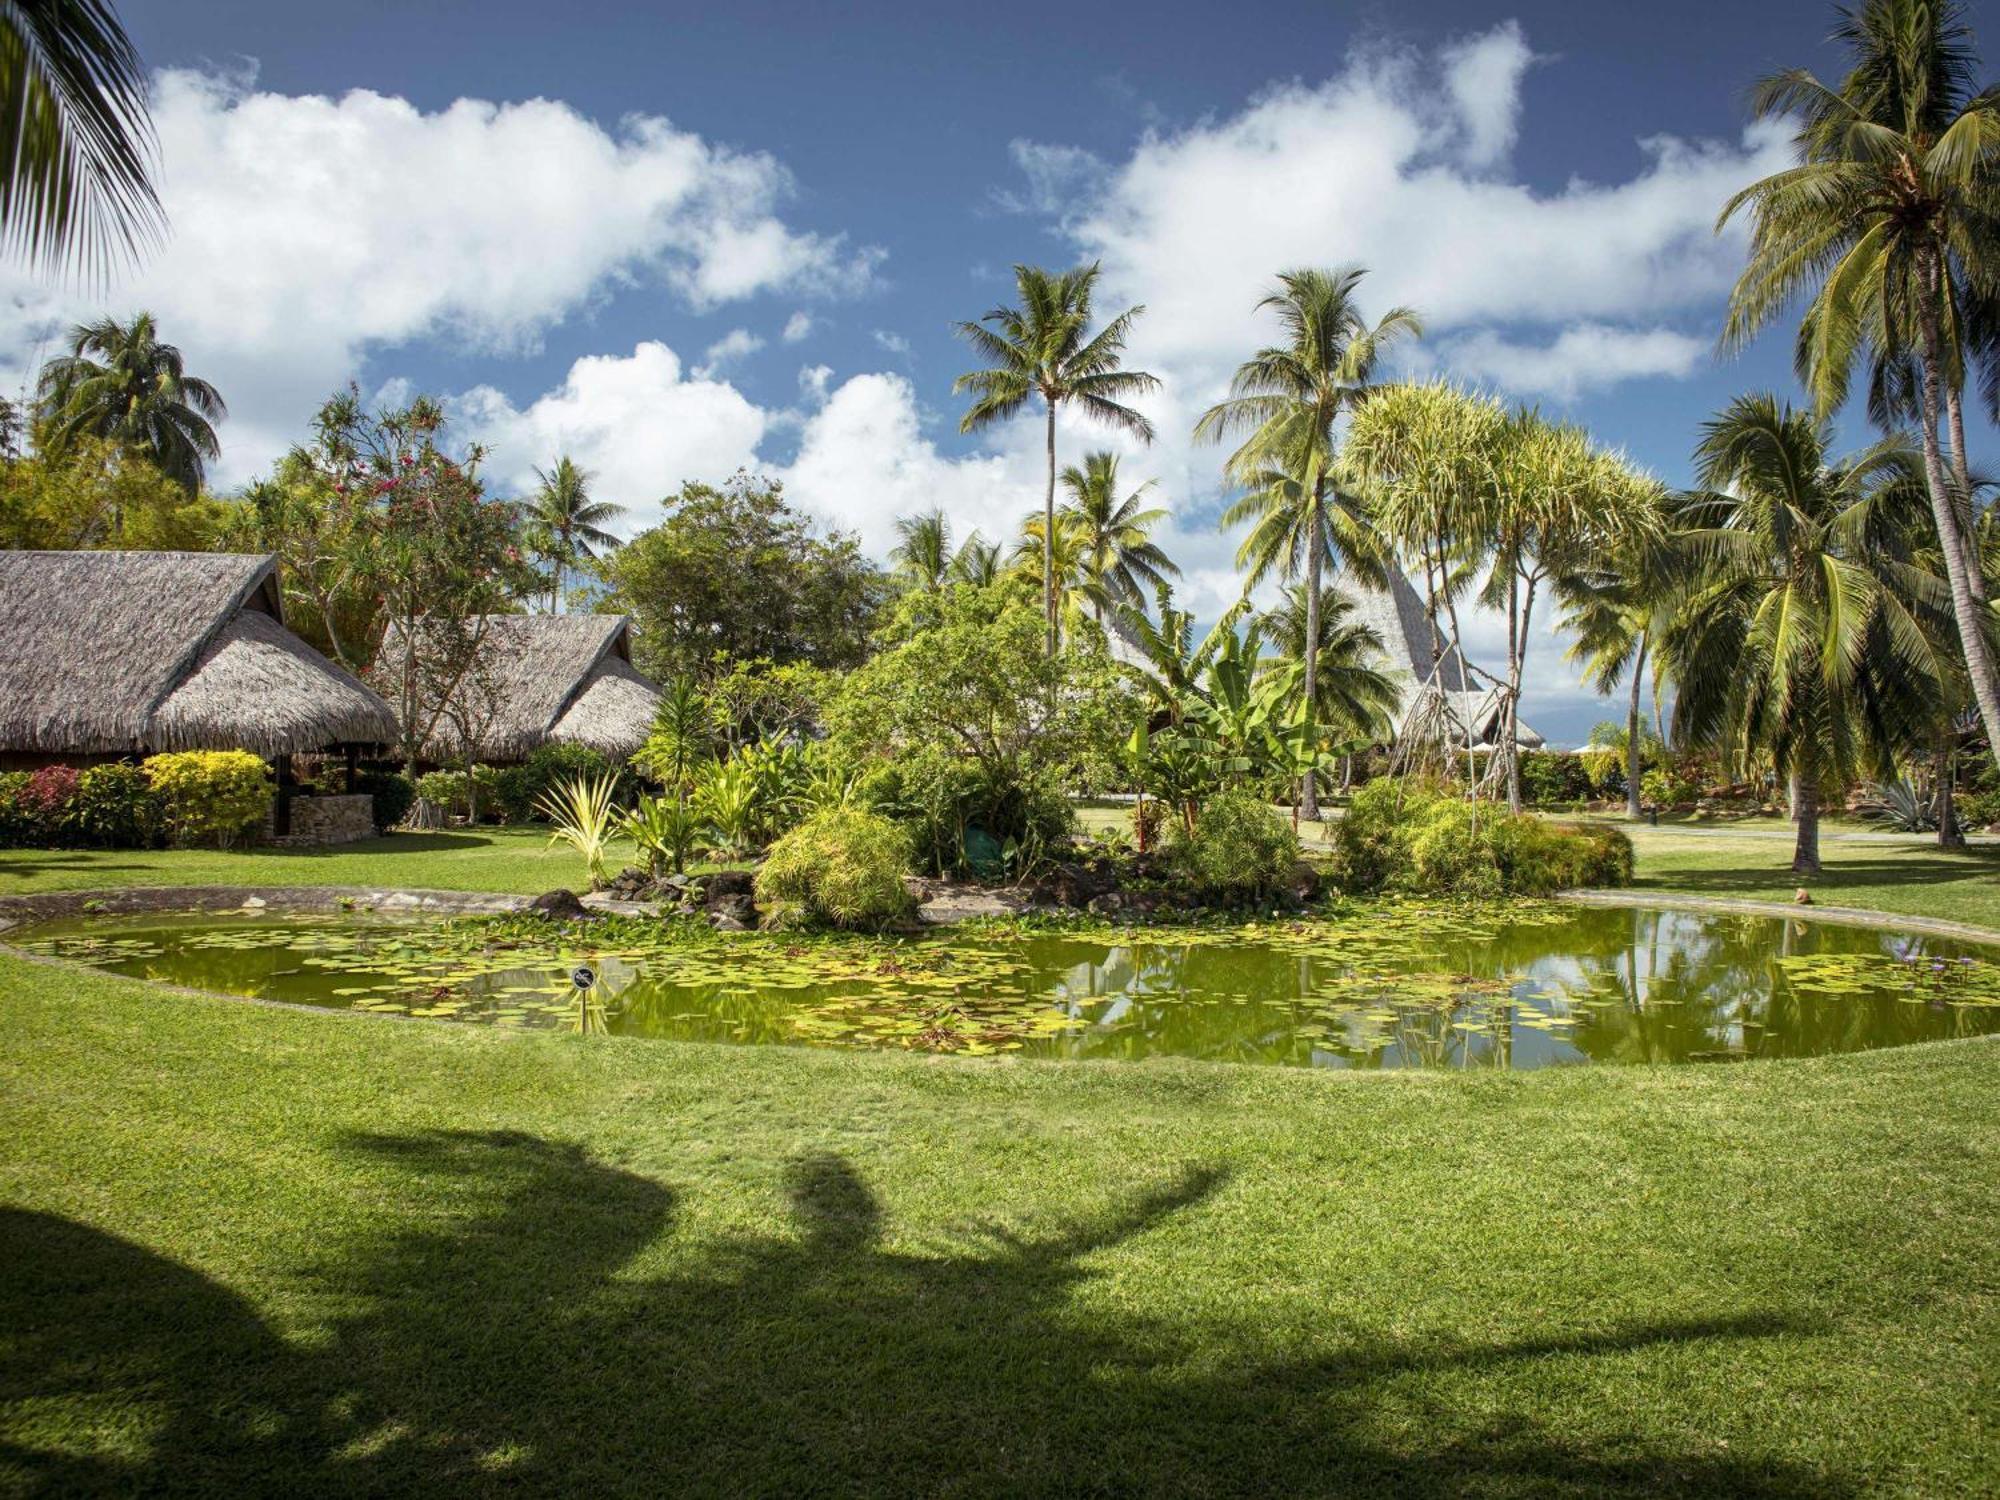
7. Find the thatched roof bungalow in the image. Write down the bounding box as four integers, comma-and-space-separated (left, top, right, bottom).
380, 614, 662, 763
1349, 568, 1545, 751
0, 551, 397, 765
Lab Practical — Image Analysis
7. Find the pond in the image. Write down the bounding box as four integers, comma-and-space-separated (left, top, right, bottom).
12, 904, 2000, 1070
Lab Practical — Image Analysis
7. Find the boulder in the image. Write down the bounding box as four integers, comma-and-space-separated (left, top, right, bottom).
1288, 861, 1322, 905
602, 867, 654, 899
709, 910, 751, 933
528, 889, 589, 920
1033, 860, 1119, 910
704, 870, 756, 904
710, 893, 757, 927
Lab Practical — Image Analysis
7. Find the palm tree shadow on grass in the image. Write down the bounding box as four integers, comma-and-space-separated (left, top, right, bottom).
1, 1131, 1847, 1496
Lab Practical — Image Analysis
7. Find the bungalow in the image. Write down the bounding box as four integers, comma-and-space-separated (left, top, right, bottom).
1348, 567, 1545, 752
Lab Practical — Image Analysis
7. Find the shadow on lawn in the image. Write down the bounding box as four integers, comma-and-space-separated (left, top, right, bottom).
0, 1131, 1845, 1497
1642, 851, 2000, 895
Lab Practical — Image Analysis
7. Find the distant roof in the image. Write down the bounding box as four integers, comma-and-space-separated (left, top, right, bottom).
0, 551, 397, 758
1348, 568, 1543, 750
380, 613, 663, 762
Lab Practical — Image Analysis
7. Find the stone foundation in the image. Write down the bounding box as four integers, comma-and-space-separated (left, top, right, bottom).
269, 793, 376, 847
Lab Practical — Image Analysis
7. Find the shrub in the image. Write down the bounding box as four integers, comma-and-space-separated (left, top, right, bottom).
72, 763, 160, 847
1132, 796, 1166, 851
495, 744, 620, 823
357, 770, 416, 831
0, 772, 31, 844
15, 766, 81, 843
1517, 750, 1593, 807
1640, 766, 1700, 808
414, 769, 472, 819
859, 750, 1073, 878
1168, 789, 1300, 903
1332, 778, 1633, 896
142, 750, 271, 848
755, 807, 914, 930
1489, 816, 1634, 894
1403, 796, 1504, 897
1330, 778, 1408, 894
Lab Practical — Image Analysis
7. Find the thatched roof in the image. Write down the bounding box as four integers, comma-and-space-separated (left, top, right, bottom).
381, 614, 662, 762
1350, 568, 1544, 750
0, 551, 397, 758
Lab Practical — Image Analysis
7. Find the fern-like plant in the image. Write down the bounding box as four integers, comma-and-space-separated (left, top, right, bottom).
624, 791, 708, 875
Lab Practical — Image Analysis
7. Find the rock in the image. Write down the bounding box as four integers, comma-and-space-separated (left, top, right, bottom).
710, 893, 757, 926
1288, 861, 1322, 904
704, 870, 756, 905
1794, 887, 1813, 905
239, 895, 267, 909
602, 867, 654, 898
1086, 893, 1123, 916
709, 911, 750, 933
1034, 860, 1119, 910
662, 872, 691, 890
528, 889, 589, 920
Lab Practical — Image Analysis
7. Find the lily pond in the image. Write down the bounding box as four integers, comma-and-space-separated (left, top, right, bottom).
15, 902, 2000, 1071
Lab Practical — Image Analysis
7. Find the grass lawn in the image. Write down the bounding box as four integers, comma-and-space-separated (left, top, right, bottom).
1, 956, 1995, 1496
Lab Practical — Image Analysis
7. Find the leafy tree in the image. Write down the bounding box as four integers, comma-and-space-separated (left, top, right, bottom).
0, 434, 224, 550
1720, 0, 2000, 752
1196, 267, 1420, 819
954, 262, 1158, 655
1111, 584, 1248, 728
36, 313, 225, 491
1058, 450, 1178, 626
948, 532, 1002, 588
0, 0, 162, 278
602, 472, 888, 680
224, 447, 377, 670
1661, 394, 1950, 874
524, 455, 624, 613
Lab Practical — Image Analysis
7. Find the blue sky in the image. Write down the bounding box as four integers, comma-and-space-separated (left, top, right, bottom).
20, 1, 1991, 742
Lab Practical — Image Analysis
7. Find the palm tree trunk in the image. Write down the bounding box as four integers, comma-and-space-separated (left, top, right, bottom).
1916, 258, 2000, 756
1936, 736, 1963, 849
1792, 767, 1821, 876
1300, 481, 1324, 823
1043, 402, 1058, 658
1626, 635, 1647, 820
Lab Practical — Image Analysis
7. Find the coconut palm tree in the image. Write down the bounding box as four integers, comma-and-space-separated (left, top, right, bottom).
1196, 267, 1421, 818
1661, 394, 1950, 874
526, 455, 624, 612
0, 0, 163, 280
1719, 0, 2000, 754
889, 507, 953, 592
1258, 583, 1401, 752
948, 532, 1002, 588
954, 263, 1158, 655
1058, 450, 1179, 627
1009, 509, 1097, 640
36, 313, 225, 491
1562, 535, 1679, 821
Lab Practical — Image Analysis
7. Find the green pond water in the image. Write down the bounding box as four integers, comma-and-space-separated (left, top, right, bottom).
14, 904, 2000, 1070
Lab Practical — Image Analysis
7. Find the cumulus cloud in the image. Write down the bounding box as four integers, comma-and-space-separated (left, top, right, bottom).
693, 327, 765, 378
1439, 323, 1707, 401
0, 67, 878, 484
871, 329, 914, 360
781, 310, 816, 343
1442, 21, 1536, 167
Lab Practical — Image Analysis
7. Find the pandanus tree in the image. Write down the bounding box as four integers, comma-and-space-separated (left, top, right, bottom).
526, 455, 624, 613
1196, 267, 1421, 820
954, 263, 1158, 655
0, 0, 162, 280
36, 313, 226, 492
1057, 450, 1179, 625
1720, 0, 2000, 754
1661, 395, 1950, 874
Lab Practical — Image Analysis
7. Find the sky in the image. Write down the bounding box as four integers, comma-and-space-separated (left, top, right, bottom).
7, 0, 1994, 745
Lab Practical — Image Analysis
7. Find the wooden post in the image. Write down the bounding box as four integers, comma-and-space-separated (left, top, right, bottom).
344, 745, 360, 794
274, 754, 295, 838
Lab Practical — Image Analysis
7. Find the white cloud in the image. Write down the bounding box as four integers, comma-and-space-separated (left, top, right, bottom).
454, 341, 766, 525
993, 140, 1110, 217
1442, 21, 1536, 168
1440, 323, 1707, 401
871, 329, 913, 360
782, 310, 816, 343
797, 363, 834, 406
0, 67, 878, 484
692, 327, 765, 378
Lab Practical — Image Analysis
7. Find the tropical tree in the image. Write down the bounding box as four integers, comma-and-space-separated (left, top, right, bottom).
948, 532, 1002, 588
1057, 450, 1178, 626
1111, 585, 1248, 728
1719, 0, 2000, 752
1562, 519, 1680, 819
889, 507, 953, 592
35, 313, 225, 491
1196, 267, 1420, 818
0, 0, 162, 279
525, 455, 624, 612
954, 262, 1158, 655
1009, 509, 1098, 641
1661, 395, 1950, 874
1258, 583, 1401, 755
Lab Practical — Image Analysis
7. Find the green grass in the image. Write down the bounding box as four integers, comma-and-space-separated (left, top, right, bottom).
1, 957, 1994, 1495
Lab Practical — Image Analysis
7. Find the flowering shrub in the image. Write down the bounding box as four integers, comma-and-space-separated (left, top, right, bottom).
15, 766, 81, 841
143, 750, 271, 847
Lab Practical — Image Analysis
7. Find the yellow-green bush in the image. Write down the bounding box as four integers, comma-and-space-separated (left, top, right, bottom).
1168, 789, 1300, 903
755, 808, 914, 930
1333, 778, 1633, 896
142, 750, 271, 848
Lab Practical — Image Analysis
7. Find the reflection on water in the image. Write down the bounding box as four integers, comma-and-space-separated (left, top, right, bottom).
15, 906, 2000, 1071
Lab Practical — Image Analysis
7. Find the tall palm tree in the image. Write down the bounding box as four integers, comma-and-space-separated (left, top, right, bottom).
1058, 450, 1179, 626
1258, 583, 1401, 750
36, 312, 225, 491
954, 262, 1158, 655
0, 0, 163, 280
527, 455, 624, 613
1719, 0, 2000, 754
889, 507, 953, 592
948, 532, 1002, 588
1009, 508, 1096, 640
1661, 394, 1949, 874
1196, 266, 1421, 818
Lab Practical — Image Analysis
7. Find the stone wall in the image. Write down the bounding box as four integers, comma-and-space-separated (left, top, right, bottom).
270, 793, 376, 847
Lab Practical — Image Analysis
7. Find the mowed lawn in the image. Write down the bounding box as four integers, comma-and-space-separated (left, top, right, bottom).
1, 957, 1995, 1496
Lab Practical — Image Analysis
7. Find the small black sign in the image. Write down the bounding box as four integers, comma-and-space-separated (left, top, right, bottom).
570, 965, 596, 992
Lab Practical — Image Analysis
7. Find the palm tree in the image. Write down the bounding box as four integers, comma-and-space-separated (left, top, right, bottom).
1563, 554, 1675, 821
527, 455, 624, 612
954, 263, 1159, 655
1196, 267, 1421, 819
0, 0, 163, 280
1112, 584, 1249, 727
36, 313, 226, 491
948, 532, 1002, 588
889, 508, 953, 592
1058, 450, 1179, 626
1258, 583, 1401, 753
1009, 508, 1096, 640
1661, 394, 1949, 874
1719, 0, 2000, 754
